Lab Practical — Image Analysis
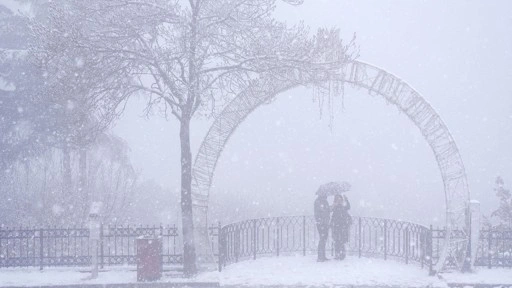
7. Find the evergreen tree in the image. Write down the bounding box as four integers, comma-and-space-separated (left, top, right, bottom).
491, 176, 512, 228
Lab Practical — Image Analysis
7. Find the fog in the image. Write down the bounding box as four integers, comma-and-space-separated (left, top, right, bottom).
111, 0, 512, 226
2, 0, 512, 283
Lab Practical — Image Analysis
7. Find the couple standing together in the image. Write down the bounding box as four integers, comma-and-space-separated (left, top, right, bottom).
314, 193, 352, 262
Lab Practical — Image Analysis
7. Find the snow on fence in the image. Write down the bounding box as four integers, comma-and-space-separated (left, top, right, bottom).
0, 217, 510, 272
431, 227, 512, 268
0, 224, 219, 269
218, 216, 433, 273
218, 216, 512, 273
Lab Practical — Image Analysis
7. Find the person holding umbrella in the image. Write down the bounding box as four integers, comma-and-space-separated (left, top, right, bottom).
315, 181, 351, 262
314, 188, 331, 262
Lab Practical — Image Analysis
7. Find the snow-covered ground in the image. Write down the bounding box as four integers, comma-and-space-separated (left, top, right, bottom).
1, 256, 511, 287
439, 268, 512, 285
197, 256, 446, 287
0, 267, 135, 287
0, 266, 212, 287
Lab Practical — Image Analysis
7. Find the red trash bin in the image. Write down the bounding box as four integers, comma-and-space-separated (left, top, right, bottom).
136, 237, 162, 282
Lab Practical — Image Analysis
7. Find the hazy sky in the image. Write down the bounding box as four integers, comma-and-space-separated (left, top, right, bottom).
114, 0, 512, 225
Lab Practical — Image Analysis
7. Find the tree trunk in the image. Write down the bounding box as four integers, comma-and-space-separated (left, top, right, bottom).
41, 156, 48, 226
78, 146, 88, 222
180, 116, 197, 276
24, 160, 30, 193
63, 146, 72, 193
61, 146, 73, 226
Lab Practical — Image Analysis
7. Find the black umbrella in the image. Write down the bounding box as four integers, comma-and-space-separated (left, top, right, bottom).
316, 181, 351, 197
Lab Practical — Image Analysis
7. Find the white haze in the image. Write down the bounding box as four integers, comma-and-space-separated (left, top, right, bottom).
113, 0, 512, 226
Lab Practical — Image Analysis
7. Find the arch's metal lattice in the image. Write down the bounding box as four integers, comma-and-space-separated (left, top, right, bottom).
191, 60, 470, 272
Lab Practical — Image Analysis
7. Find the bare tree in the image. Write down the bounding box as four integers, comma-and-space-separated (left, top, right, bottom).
0, 2, 135, 226
40, 0, 357, 275
30, 2, 133, 221
0, 134, 137, 227
87, 133, 137, 224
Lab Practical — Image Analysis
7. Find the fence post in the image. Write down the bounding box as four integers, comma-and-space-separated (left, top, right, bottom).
383, 219, 387, 261
303, 216, 306, 256
235, 225, 239, 263
405, 226, 409, 265
276, 218, 280, 257
421, 228, 424, 269
429, 225, 434, 276
39, 228, 44, 270
99, 223, 104, 269
488, 229, 492, 269
218, 222, 222, 272
253, 220, 257, 260
160, 224, 164, 272
358, 217, 362, 258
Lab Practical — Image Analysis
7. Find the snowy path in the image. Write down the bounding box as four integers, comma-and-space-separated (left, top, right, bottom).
196, 256, 446, 287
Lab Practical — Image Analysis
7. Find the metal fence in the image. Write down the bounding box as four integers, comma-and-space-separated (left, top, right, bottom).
218, 216, 434, 273
431, 227, 512, 269
0, 224, 219, 269
1, 217, 511, 272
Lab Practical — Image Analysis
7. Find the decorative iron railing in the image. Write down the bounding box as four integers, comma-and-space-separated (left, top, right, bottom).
0, 224, 219, 269
1, 217, 510, 272
479, 228, 512, 268
218, 216, 434, 273
431, 227, 512, 269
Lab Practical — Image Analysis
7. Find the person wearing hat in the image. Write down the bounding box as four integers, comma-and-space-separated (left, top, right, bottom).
314, 192, 331, 262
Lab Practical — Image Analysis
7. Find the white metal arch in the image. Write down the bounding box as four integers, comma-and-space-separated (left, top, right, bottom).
191, 60, 470, 272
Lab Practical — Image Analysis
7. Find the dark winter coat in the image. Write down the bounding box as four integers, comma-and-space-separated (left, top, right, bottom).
314, 196, 330, 227
331, 199, 352, 243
